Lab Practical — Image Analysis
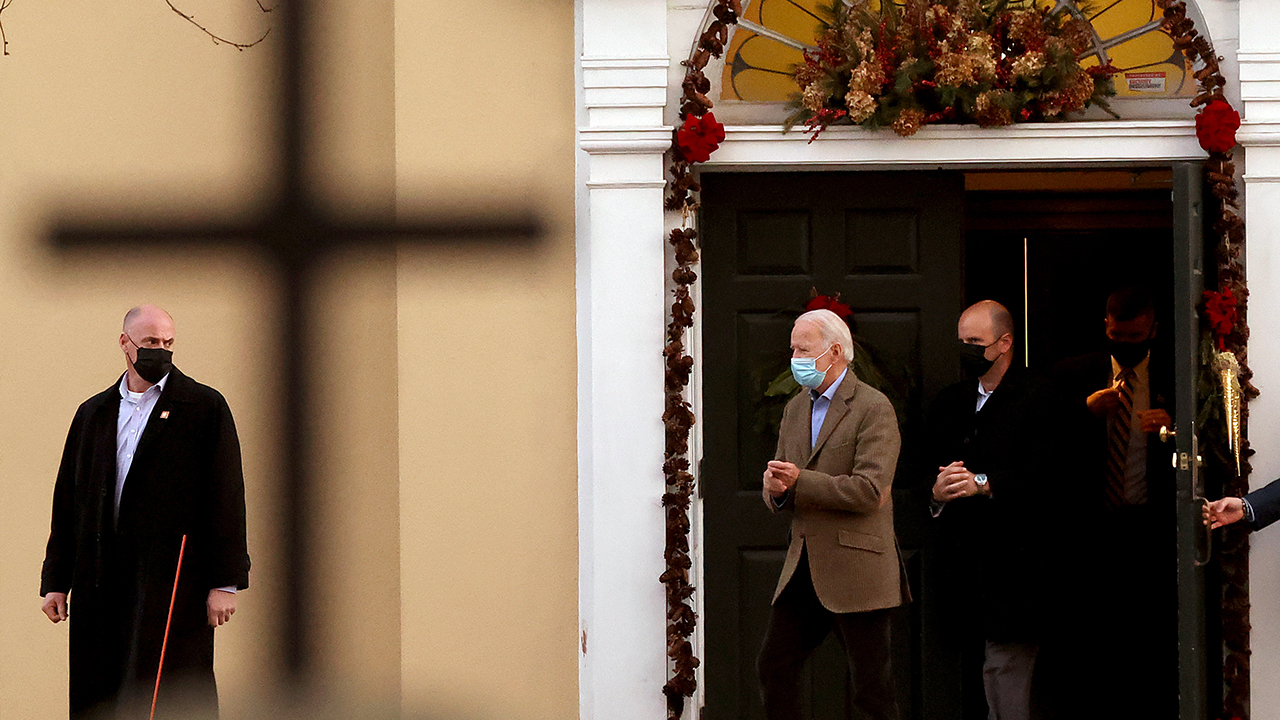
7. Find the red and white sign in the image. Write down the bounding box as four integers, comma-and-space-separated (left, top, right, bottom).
1125, 71, 1167, 93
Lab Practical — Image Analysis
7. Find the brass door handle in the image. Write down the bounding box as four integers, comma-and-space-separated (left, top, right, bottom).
1159, 426, 1177, 443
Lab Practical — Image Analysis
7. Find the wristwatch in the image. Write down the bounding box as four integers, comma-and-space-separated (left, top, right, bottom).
973, 473, 988, 488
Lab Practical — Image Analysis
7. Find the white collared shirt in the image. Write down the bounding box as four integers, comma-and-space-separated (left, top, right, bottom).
116, 372, 170, 519
975, 379, 996, 412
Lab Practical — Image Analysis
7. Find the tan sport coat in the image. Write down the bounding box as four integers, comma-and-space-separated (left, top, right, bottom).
764, 371, 910, 614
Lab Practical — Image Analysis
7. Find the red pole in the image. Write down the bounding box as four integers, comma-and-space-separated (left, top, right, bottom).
150, 534, 187, 720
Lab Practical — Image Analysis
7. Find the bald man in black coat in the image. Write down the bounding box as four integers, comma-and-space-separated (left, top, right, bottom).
41, 306, 250, 719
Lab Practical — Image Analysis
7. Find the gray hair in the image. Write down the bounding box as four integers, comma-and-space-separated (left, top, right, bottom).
796, 309, 854, 362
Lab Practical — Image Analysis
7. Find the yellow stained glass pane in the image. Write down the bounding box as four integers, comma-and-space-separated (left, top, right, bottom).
719, 0, 1201, 102
759, 0, 824, 39
1082, 0, 1194, 97
721, 0, 825, 101
726, 35, 807, 101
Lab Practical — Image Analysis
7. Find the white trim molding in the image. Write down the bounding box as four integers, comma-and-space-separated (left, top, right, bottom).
1239, 0, 1280, 123
1242, 3, 1280, 712
577, 3, 673, 720
581, 55, 671, 128
578, 127, 674, 155
1237, 120, 1280, 147
1240, 53, 1280, 113
703, 121, 1207, 170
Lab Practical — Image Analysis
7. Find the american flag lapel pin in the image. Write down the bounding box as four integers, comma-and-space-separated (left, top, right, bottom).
160, 411, 170, 419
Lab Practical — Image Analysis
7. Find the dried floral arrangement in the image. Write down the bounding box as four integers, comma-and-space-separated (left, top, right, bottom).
789, 0, 1119, 139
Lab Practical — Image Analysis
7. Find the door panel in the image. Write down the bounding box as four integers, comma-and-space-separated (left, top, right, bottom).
701, 171, 964, 720
1172, 162, 1207, 720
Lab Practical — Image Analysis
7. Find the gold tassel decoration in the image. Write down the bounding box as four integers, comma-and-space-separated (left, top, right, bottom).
1215, 351, 1243, 476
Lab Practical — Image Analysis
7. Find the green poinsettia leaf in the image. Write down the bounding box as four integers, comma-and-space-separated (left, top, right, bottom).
764, 369, 801, 397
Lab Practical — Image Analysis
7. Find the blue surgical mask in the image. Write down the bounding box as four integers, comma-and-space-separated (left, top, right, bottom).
790, 345, 835, 389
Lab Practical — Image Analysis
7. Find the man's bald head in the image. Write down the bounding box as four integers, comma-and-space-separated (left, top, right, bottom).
959, 300, 1014, 342
123, 305, 174, 335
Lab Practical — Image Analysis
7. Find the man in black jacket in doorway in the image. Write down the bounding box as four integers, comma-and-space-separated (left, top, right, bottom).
40, 305, 250, 719
924, 300, 1053, 720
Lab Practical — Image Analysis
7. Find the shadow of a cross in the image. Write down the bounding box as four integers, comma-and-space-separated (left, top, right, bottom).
47, 0, 541, 686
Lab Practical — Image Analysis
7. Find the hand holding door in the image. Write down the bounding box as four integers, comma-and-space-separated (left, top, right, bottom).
1205, 497, 1245, 529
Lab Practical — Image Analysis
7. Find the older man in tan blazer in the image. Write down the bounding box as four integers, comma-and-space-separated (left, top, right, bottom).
758, 308, 908, 720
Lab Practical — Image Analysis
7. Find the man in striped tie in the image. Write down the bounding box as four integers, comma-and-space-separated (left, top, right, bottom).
1049, 287, 1176, 720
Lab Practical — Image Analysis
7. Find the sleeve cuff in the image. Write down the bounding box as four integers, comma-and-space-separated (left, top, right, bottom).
1243, 497, 1256, 525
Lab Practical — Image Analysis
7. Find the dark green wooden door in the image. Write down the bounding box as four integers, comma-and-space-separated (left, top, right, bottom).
700, 171, 965, 720
1172, 161, 1209, 720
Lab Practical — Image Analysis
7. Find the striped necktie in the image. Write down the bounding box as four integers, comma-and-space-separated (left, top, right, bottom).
1105, 369, 1136, 509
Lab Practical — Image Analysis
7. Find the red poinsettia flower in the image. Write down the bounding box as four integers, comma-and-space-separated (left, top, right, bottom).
1203, 288, 1238, 349
1196, 99, 1241, 155
806, 294, 853, 319
677, 112, 726, 163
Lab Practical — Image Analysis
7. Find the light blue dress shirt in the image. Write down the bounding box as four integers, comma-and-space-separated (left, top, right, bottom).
810, 368, 849, 449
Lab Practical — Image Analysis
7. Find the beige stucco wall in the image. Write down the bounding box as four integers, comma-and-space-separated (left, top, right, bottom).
393, 0, 579, 717
0, 0, 577, 718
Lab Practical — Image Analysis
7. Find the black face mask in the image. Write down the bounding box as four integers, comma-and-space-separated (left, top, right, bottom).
1108, 337, 1152, 368
132, 346, 173, 384
959, 341, 995, 379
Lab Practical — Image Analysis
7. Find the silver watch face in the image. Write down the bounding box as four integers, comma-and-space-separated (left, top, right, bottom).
974, 474, 988, 486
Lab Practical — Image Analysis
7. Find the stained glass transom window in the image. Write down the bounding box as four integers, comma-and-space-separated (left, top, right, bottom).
721, 0, 1203, 103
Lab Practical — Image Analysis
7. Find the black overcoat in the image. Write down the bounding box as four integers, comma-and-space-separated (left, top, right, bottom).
41, 367, 250, 719
922, 366, 1056, 643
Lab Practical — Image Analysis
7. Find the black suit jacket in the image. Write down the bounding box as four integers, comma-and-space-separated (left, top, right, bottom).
1245, 478, 1280, 531
1051, 351, 1175, 516
922, 365, 1055, 642
42, 367, 250, 718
